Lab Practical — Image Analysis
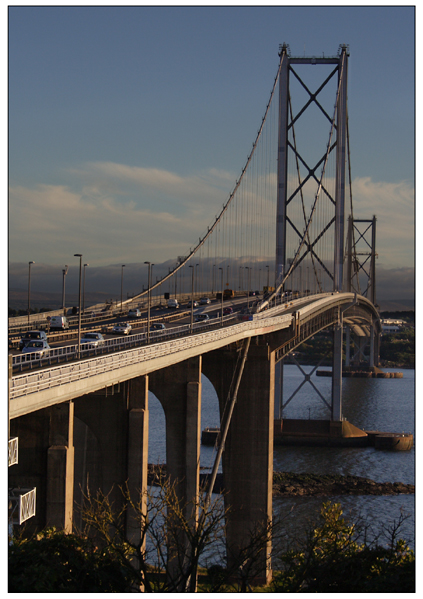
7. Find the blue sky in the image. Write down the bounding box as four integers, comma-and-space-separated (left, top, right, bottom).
8, 5, 415, 297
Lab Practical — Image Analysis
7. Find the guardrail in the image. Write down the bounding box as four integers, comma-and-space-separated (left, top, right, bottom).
11, 313, 238, 371
9, 313, 292, 401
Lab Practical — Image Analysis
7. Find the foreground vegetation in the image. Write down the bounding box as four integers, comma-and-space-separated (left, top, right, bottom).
9, 482, 414, 593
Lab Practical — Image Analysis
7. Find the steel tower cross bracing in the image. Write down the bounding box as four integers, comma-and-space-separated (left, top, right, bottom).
275, 43, 350, 295
273, 43, 350, 423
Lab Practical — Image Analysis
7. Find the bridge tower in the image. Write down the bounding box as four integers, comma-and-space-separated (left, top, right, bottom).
275, 43, 350, 421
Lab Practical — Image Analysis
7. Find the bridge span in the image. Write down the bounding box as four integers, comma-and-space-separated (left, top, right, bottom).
9, 291, 380, 584
9, 292, 379, 419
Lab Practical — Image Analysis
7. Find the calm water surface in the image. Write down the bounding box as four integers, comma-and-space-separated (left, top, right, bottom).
148, 365, 415, 547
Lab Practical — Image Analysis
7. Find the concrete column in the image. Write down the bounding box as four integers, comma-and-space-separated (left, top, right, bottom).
149, 357, 202, 588
149, 357, 202, 513
204, 342, 274, 584
274, 360, 284, 419
73, 387, 129, 517
126, 376, 149, 548
345, 326, 351, 367
46, 401, 74, 532
369, 323, 375, 368
332, 325, 343, 421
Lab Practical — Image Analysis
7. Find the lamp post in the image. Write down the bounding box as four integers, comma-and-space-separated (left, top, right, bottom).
219, 267, 223, 326
27, 261, 34, 326
245, 267, 251, 310
121, 265, 125, 314
266, 265, 270, 289
144, 262, 153, 343
74, 254, 82, 358
62, 265, 68, 315
189, 264, 195, 333
82, 263, 89, 315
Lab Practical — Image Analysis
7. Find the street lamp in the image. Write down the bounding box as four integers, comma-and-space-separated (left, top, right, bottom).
219, 267, 223, 326
62, 265, 68, 314
144, 262, 153, 343
189, 264, 195, 334
266, 265, 270, 289
74, 254, 82, 358
121, 265, 126, 314
83, 263, 89, 315
27, 261, 34, 326
245, 267, 251, 309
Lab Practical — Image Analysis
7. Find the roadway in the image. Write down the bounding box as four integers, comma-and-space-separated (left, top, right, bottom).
9, 294, 255, 373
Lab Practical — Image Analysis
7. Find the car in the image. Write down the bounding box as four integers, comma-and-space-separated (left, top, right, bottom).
80, 332, 105, 348
167, 299, 179, 309
19, 330, 48, 350
128, 309, 142, 319
150, 323, 166, 331
22, 339, 50, 358
223, 306, 234, 316
113, 322, 132, 335
195, 313, 210, 322
188, 300, 199, 308
200, 297, 211, 305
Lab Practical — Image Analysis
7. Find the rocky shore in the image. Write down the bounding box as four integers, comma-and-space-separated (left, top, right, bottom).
148, 465, 414, 497
272, 471, 414, 497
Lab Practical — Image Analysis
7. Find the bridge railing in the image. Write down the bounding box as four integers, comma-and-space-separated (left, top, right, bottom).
10, 313, 293, 402
11, 313, 237, 371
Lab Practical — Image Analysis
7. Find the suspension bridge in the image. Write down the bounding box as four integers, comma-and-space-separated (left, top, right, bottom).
9, 44, 381, 586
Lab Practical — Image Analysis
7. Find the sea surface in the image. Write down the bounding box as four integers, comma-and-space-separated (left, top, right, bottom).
147, 365, 415, 549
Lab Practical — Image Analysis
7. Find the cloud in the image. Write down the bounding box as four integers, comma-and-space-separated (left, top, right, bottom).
8, 163, 414, 273
8, 163, 236, 266
350, 177, 414, 268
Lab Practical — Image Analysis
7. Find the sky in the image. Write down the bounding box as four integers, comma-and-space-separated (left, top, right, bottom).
7, 4, 415, 300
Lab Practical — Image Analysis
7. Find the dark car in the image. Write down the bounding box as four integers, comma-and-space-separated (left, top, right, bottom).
195, 313, 210, 322
19, 330, 48, 350
150, 323, 166, 331
223, 307, 234, 315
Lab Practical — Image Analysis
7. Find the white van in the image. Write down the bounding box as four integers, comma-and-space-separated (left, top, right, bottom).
50, 315, 70, 330
167, 299, 179, 309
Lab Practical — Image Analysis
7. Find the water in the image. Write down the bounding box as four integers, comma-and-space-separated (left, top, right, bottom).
147, 365, 415, 548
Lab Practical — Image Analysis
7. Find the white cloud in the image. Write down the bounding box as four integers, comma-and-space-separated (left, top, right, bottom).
8, 163, 235, 265
8, 164, 414, 271
351, 177, 414, 268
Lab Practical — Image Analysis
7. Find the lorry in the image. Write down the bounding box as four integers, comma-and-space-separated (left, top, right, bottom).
223, 289, 234, 300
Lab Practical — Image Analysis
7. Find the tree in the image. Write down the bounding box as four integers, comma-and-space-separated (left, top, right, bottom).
8, 528, 130, 592
269, 502, 415, 593
79, 477, 229, 591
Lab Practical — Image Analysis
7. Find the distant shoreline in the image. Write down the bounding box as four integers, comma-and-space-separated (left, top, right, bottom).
147, 466, 414, 497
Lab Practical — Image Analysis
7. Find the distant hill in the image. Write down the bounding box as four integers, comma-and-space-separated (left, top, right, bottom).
8, 288, 114, 311
9, 286, 414, 314
377, 298, 415, 312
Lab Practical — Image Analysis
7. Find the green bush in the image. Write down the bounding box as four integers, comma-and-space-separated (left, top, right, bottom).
270, 502, 415, 593
8, 528, 130, 592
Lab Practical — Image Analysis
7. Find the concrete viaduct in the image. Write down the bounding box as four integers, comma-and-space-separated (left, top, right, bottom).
9, 292, 380, 582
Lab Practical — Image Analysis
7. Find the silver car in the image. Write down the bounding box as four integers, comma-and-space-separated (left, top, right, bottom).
22, 339, 50, 358
81, 332, 105, 348
113, 322, 132, 335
